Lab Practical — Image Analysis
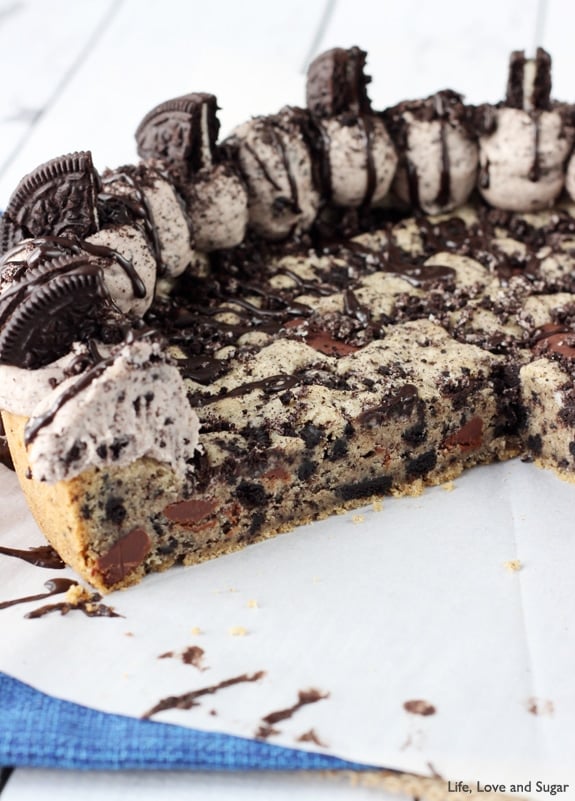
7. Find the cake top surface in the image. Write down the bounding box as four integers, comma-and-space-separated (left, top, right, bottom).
2, 45, 575, 485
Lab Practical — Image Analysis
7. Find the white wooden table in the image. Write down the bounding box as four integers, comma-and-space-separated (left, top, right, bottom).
1, 0, 573, 797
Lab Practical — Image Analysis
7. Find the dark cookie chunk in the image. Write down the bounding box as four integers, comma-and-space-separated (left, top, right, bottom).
135, 93, 220, 179
0, 152, 100, 254
306, 46, 372, 118
0, 254, 110, 368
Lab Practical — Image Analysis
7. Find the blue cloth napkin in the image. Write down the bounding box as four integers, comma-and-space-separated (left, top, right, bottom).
0, 672, 376, 771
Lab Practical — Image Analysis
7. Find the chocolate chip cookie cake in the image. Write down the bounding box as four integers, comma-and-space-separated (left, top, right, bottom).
1, 46, 575, 591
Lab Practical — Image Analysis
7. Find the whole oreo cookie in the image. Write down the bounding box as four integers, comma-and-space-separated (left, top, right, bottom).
0, 254, 110, 368
0, 152, 100, 255
135, 93, 220, 179
306, 46, 372, 118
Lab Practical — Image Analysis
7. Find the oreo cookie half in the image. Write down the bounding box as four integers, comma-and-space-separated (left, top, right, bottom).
135, 93, 220, 178
0, 254, 110, 368
505, 47, 552, 111
0, 152, 100, 255
306, 46, 372, 118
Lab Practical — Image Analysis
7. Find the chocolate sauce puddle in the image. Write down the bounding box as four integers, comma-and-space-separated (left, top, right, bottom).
142, 670, 265, 719
0, 578, 76, 610
0, 544, 65, 569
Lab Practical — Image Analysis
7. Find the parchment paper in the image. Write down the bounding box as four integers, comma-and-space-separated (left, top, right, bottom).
1, 459, 574, 797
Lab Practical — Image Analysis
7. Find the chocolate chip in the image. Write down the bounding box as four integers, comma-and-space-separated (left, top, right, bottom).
135, 93, 220, 179
0, 151, 99, 253
164, 498, 216, 524
96, 528, 152, 587
0, 255, 109, 368
442, 416, 483, 453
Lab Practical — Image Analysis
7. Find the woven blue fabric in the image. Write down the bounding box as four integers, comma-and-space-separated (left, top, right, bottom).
0, 672, 376, 771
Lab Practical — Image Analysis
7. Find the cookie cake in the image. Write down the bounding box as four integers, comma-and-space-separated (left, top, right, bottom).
1, 46, 575, 592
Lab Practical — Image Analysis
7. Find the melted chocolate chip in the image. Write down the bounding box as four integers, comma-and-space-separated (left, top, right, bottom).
96, 527, 152, 587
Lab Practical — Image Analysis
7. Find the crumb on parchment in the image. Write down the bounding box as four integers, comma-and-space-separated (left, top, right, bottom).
504, 559, 522, 572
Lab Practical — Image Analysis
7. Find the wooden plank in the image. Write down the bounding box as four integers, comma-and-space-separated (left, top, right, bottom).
536, 0, 575, 100
0, 0, 120, 193
0, 0, 326, 204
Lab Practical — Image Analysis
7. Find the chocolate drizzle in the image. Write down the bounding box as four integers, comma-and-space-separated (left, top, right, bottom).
0, 578, 77, 610
256, 688, 329, 739
0, 234, 146, 302
383, 89, 473, 211
528, 112, 542, 182
434, 93, 451, 208
361, 114, 377, 207
0, 544, 65, 569
100, 168, 164, 278
24, 355, 112, 446
23, 329, 159, 445
142, 670, 266, 719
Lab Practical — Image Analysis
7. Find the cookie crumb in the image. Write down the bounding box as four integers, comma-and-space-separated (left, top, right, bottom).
352, 514, 365, 524
229, 626, 248, 636
442, 480, 455, 492
504, 559, 522, 572
190, 626, 202, 635
247, 599, 259, 609
65, 584, 90, 604
372, 499, 383, 512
